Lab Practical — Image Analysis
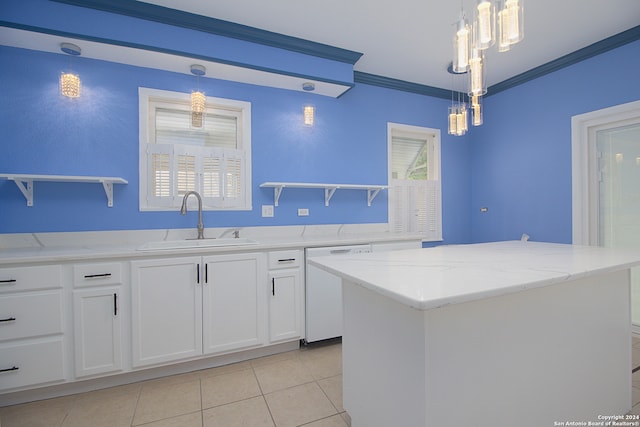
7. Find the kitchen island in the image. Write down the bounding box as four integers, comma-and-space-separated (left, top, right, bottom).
308, 241, 640, 427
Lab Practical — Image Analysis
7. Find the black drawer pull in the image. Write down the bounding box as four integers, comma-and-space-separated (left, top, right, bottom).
277, 258, 296, 263
84, 273, 112, 279
0, 317, 16, 322
0, 366, 19, 373
0, 279, 17, 284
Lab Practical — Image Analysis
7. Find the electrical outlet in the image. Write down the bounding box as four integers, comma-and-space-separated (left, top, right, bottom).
262, 205, 274, 217
298, 208, 309, 216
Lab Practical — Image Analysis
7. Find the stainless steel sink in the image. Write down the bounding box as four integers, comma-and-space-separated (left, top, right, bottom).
137, 238, 259, 251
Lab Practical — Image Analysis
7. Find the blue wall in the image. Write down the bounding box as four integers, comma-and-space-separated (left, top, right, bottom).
470, 40, 640, 244
0, 0, 637, 245
0, 45, 471, 243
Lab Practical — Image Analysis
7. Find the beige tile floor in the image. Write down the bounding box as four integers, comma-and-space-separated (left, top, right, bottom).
4, 337, 640, 426
0, 342, 347, 427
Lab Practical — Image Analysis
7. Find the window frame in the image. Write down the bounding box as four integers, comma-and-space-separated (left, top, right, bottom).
138, 87, 252, 212
387, 122, 442, 240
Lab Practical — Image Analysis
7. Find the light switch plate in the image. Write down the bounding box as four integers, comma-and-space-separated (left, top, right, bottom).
262, 205, 274, 217
298, 208, 309, 216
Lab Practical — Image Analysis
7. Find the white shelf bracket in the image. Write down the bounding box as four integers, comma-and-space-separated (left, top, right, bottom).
367, 188, 382, 207
14, 179, 34, 207
102, 181, 115, 207
324, 187, 337, 206
273, 185, 284, 207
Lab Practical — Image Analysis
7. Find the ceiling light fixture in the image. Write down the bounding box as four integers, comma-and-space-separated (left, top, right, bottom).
448, 0, 523, 135
190, 64, 206, 128
60, 43, 81, 98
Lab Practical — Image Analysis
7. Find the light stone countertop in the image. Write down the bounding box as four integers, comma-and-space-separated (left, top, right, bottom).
308, 240, 640, 310
0, 224, 428, 265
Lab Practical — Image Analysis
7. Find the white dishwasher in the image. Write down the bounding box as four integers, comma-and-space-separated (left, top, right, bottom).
305, 244, 371, 343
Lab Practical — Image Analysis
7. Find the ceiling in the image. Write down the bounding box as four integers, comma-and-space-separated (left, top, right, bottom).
140, 0, 640, 91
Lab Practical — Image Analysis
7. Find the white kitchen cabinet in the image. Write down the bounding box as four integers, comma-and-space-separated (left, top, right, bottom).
73, 287, 122, 377
0, 265, 65, 392
203, 253, 267, 354
131, 253, 267, 368
267, 250, 303, 343
73, 263, 124, 378
131, 257, 202, 368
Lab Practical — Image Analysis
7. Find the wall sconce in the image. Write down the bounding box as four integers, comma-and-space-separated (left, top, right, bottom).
190, 64, 206, 128
302, 82, 315, 126
60, 43, 81, 98
304, 105, 315, 127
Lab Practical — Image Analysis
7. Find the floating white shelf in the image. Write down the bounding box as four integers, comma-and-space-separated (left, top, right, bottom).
0, 174, 128, 207
260, 182, 387, 207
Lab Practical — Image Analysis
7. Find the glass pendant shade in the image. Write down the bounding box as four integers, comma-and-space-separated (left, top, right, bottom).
448, 107, 458, 135
475, 0, 495, 49
304, 105, 315, 126
468, 51, 487, 96
191, 91, 206, 128
498, 0, 523, 49
497, 6, 511, 52
471, 95, 483, 126
60, 72, 80, 98
453, 14, 470, 73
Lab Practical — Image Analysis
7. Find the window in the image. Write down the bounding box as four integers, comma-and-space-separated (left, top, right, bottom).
387, 123, 442, 240
139, 88, 252, 211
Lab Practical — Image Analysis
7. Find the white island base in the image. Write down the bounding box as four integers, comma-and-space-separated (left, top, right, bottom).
341, 268, 631, 426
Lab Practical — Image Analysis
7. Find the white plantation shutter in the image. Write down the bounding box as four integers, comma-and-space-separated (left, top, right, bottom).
139, 88, 251, 211
388, 123, 442, 240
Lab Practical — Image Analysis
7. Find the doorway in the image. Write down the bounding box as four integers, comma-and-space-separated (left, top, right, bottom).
572, 100, 640, 331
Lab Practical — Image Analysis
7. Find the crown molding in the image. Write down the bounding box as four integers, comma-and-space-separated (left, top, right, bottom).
353, 71, 451, 100
50, 0, 363, 65
489, 25, 640, 96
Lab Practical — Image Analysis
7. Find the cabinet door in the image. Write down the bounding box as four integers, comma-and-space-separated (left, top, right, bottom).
73, 287, 121, 377
268, 268, 302, 343
131, 257, 202, 367
203, 253, 266, 355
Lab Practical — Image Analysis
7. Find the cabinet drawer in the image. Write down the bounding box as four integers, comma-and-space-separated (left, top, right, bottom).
73, 263, 122, 287
268, 250, 302, 269
0, 291, 63, 341
0, 338, 65, 391
0, 265, 61, 294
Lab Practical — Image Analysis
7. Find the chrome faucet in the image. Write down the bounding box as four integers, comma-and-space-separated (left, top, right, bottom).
180, 191, 205, 239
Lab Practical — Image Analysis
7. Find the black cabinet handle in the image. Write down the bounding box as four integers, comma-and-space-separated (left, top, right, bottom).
272, 278, 275, 296
197, 264, 200, 284
0, 317, 16, 323
84, 273, 112, 279
277, 258, 296, 263
0, 366, 19, 373
113, 293, 118, 316
0, 279, 17, 284
205, 264, 208, 284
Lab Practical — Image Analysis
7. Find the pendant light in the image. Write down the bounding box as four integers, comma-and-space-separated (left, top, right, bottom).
471, 95, 483, 126
452, 11, 470, 73
190, 64, 206, 128
60, 43, 81, 98
446, 0, 524, 133
475, 0, 495, 50
498, 0, 524, 48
